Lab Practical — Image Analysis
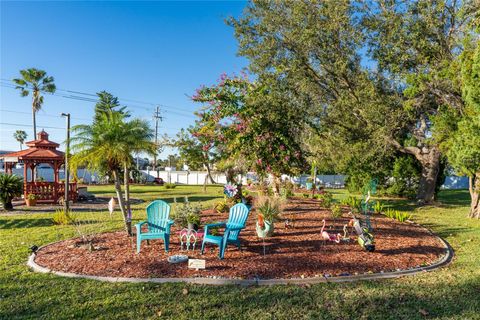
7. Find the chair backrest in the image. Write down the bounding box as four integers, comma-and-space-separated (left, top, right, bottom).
146, 200, 171, 233
226, 203, 250, 240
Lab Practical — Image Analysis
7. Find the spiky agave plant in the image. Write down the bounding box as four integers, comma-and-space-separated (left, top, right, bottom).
0, 174, 23, 210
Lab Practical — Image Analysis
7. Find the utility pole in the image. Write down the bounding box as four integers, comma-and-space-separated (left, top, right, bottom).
153, 106, 162, 177
61, 113, 71, 212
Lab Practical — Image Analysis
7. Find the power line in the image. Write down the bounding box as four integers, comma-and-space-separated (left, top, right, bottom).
0, 122, 64, 130
0, 108, 187, 132
1, 78, 195, 114
1, 83, 195, 119
0, 108, 91, 121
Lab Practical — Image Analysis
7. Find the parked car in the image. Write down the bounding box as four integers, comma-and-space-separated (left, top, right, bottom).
153, 177, 164, 185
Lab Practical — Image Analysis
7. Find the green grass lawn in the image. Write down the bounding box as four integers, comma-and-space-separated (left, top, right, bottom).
1, 185, 479, 319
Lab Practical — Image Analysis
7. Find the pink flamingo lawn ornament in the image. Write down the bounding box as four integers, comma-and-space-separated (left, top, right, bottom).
321, 219, 341, 243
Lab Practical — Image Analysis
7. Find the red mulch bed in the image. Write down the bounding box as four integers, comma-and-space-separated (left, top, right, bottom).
34, 198, 446, 280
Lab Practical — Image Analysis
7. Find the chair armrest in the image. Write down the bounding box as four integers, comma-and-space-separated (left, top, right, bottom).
204, 222, 226, 235
165, 219, 174, 234
135, 221, 148, 234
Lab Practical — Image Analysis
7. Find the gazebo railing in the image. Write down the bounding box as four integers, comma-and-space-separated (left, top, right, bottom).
24, 182, 77, 203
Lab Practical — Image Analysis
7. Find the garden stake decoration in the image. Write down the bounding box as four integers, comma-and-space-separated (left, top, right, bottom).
349, 214, 375, 252
361, 179, 377, 231
108, 197, 115, 217
340, 224, 351, 243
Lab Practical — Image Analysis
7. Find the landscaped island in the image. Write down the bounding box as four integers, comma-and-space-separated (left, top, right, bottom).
32, 196, 446, 281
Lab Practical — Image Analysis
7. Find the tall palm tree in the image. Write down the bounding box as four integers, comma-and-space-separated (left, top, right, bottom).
13, 68, 56, 138
13, 130, 28, 150
70, 104, 154, 235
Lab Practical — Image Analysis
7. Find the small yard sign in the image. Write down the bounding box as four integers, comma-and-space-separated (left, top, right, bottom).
188, 259, 206, 270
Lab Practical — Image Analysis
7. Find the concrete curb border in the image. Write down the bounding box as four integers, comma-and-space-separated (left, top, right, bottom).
27, 232, 453, 286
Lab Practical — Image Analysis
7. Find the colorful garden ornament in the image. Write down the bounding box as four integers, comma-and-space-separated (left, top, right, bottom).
256, 214, 274, 238
320, 219, 341, 243
349, 215, 375, 252
340, 224, 351, 242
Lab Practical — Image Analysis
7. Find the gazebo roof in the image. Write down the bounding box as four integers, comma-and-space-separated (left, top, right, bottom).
1, 130, 64, 162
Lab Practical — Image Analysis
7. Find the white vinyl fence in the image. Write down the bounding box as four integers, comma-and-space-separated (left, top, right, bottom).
1, 167, 469, 189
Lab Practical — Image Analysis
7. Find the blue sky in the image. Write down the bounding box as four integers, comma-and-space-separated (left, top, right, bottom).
0, 1, 248, 157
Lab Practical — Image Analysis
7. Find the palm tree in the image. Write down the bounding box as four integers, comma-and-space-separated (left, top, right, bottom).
70, 92, 154, 235
13, 130, 28, 150
13, 68, 56, 138
0, 173, 23, 210
121, 119, 155, 217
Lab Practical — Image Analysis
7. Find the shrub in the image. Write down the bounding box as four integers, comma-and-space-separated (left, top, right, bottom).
384, 208, 412, 222
318, 191, 333, 208
173, 199, 202, 228
395, 211, 412, 222
70, 212, 107, 251
384, 208, 395, 219
342, 196, 362, 213
373, 201, 384, 214
52, 209, 76, 225
0, 173, 23, 210
280, 180, 294, 199
255, 196, 283, 223
331, 204, 342, 219
385, 156, 420, 199
302, 193, 310, 198
164, 183, 176, 189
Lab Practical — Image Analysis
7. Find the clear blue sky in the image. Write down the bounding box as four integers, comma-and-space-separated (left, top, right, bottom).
0, 1, 248, 158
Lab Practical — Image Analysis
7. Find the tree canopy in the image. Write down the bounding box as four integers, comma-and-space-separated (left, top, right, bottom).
229, 0, 479, 203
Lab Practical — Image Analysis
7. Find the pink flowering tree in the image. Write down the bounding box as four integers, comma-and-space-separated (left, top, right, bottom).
186, 73, 306, 194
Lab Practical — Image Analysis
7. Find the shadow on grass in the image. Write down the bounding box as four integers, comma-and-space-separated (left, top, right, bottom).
0, 218, 53, 229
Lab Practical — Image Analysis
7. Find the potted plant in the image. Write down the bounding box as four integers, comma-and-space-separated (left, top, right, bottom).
255, 196, 283, 238
186, 211, 201, 231
174, 199, 202, 231
0, 173, 23, 210
26, 193, 38, 207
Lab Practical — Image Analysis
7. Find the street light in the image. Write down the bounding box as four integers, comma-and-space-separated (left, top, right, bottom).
61, 113, 70, 212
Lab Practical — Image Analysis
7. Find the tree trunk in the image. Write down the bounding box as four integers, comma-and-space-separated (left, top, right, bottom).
203, 162, 216, 192
3, 198, 13, 210
32, 99, 37, 139
205, 163, 216, 184
390, 139, 442, 204
123, 163, 132, 233
272, 175, 281, 197
226, 167, 235, 184
469, 173, 480, 219
416, 148, 441, 204
112, 169, 131, 235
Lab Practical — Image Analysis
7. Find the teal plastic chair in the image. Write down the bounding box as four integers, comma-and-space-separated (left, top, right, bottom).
135, 200, 174, 253
201, 203, 250, 259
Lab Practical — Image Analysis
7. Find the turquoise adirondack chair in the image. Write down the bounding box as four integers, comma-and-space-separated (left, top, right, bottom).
201, 203, 250, 259
135, 200, 174, 253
